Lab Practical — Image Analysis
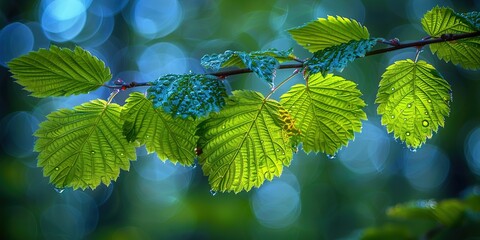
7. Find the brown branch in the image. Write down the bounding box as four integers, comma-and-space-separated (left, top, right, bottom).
103, 31, 480, 90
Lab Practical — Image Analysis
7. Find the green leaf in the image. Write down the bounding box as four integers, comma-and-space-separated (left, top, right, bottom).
288, 16, 370, 53
387, 199, 466, 227
8, 46, 111, 97
147, 74, 227, 118
421, 7, 480, 69
197, 90, 297, 193
306, 38, 379, 74
122, 92, 198, 165
280, 73, 366, 155
35, 100, 136, 190
376, 60, 451, 149
201, 49, 295, 87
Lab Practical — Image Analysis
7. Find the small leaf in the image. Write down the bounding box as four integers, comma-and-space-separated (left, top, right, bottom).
306, 38, 380, 74
122, 92, 198, 165
288, 16, 370, 53
8, 46, 111, 97
147, 74, 227, 118
201, 49, 295, 86
35, 100, 136, 189
280, 73, 366, 155
421, 7, 480, 70
376, 60, 451, 149
197, 90, 296, 193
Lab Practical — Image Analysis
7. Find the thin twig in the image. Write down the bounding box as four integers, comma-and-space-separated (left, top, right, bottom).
102, 31, 480, 90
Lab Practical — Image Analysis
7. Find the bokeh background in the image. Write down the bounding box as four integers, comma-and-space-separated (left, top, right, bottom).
1, 0, 480, 239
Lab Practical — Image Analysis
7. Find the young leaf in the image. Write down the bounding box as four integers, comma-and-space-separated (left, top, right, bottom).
306, 38, 380, 74
122, 92, 198, 165
8, 46, 111, 97
201, 49, 295, 87
35, 100, 136, 190
197, 90, 297, 193
280, 73, 366, 155
376, 60, 451, 149
422, 7, 480, 69
288, 16, 370, 53
147, 74, 227, 118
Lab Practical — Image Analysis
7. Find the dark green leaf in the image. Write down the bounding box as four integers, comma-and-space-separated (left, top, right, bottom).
306, 38, 379, 74
147, 74, 227, 119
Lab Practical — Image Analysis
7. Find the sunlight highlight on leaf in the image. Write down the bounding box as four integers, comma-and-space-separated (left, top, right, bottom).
288, 16, 370, 53
35, 100, 136, 189
197, 90, 296, 193
376, 60, 451, 149
422, 7, 480, 70
280, 73, 366, 155
122, 92, 198, 165
8, 46, 111, 97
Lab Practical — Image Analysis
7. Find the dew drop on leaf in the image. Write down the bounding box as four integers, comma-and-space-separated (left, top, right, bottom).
222, 125, 226, 129
91, 151, 95, 154
406, 132, 410, 136
422, 120, 429, 127
391, 115, 395, 119
403, 118, 407, 121
407, 104, 412, 108
424, 111, 428, 115
427, 99, 432, 103
120, 153, 124, 156
54, 188, 64, 193
55, 167, 59, 171
209, 189, 217, 196
391, 87, 395, 91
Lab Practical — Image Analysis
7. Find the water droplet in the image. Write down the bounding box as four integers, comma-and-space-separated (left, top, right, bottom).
55, 167, 59, 171
120, 153, 124, 156
54, 188, 64, 193
209, 189, 217, 196
276, 149, 280, 152
422, 120, 429, 127
391, 115, 395, 119
427, 99, 432, 103
406, 132, 411, 136
260, 140, 264, 143
146, 135, 150, 138
407, 104, 412, 108
222, 125, 226, 129
91, 151, 95, 154
424, 111, 428, 115
306, 43, 311, 46
391, 87, 395, 91
403, 118, 407, 121
282, 152, 285, 155
327, 154, 336, 159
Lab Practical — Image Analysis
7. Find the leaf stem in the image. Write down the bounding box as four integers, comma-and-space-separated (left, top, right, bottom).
265, 69, 300, 100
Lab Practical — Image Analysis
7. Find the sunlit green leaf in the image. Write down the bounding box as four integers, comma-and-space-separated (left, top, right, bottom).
122, 92, 198, 165
201, 49, 295, 86
35, 100, 136, 190
8, 46, 111, 97
280, 73, 366, 155
197, 90, 297, 193
306, 38, 379, 74
376, 60, 451, 149
147, 74, 227, 118
288, 16, 370, 53
422, 7, 480, 69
